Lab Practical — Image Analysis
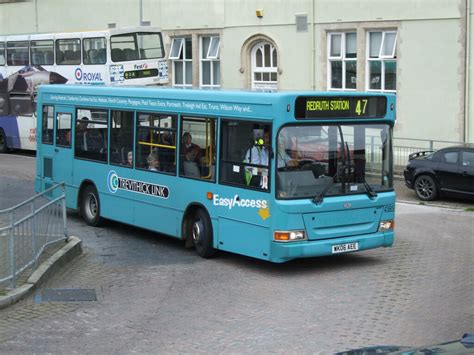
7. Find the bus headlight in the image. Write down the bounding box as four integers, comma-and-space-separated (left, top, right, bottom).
274, 230, 307, 242
379, 220, 395, 232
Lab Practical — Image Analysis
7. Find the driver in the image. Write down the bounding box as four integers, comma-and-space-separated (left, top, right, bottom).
277, 137, 299, 168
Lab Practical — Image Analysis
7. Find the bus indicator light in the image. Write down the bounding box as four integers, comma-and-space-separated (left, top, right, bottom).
274, 230, 306, 242
379, 220, 394, 232
207, 192, 213, 200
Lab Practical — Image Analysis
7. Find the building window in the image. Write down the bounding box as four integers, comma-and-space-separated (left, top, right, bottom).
328, 32, 357, 90
367, 31, 397, 92
200, 36, 220, 88
169, 37, 192, 87
251, 42, 278, 90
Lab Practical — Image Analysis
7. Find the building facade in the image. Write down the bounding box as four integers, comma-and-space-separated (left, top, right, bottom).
1, 0, 473, 145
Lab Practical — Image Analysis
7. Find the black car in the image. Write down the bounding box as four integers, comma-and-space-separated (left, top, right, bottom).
337, 333, 474, 354
404, 144, 474, 201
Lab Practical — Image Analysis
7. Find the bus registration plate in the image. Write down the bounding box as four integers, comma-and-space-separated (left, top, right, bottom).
332, 242, 359, 254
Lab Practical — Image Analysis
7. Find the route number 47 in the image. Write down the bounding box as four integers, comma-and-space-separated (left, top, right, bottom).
355, 99, 368, 116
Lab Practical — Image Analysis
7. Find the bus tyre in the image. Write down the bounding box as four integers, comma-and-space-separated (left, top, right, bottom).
189, 209, 216, 258
0, 128, 8, 153
80, 185, 103, 226
414, 175, 438, 201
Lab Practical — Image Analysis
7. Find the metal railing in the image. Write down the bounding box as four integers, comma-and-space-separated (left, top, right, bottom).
392, 137, 464, 173
0, 183, 67, 289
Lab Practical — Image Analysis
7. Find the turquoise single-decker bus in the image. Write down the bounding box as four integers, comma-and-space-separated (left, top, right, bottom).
35, 85, 396, 263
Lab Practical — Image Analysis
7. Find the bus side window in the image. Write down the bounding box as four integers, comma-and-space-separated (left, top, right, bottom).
136, 112, 177, 174
75, 108, 108, 162
110, 110, 134, 167
179, 116, 216, 181
220, 120, 271, 190
42, 105, 54, 145
56, 112, 72, 148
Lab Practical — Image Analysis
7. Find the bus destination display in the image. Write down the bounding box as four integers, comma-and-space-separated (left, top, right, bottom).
124, 68, 159, 80
294, 96, 387, 119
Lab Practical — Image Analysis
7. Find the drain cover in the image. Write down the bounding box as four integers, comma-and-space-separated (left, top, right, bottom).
36, 288, 97, 303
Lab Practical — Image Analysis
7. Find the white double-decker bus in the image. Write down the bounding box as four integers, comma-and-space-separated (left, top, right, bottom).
0, 26, 168, 152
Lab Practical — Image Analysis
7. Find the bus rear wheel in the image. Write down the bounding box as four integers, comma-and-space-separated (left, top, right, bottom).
80, 185, 103, 226
0, 128, 8, 153
189, 209, 216, 258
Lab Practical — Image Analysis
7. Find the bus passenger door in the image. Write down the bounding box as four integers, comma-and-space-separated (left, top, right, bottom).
215, 120, 273, 260
42, 106, 74, 201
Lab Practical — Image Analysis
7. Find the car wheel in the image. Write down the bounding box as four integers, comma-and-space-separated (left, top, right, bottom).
80, 185, 103, 226
414, 175, 438, 201
0, 128, 8, 153
188, 209, 216, 258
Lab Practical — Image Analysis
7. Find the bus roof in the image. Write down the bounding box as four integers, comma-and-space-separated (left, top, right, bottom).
38, 85, 396, 123
1, 26, 163, 40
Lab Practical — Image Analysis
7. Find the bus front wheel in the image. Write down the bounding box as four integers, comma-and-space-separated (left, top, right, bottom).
0, 128, 8, 153
80, 185, 103, 226
189, 209, 216, 258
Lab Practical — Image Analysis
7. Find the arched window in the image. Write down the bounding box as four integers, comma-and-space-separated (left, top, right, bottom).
251, 42, 278, 90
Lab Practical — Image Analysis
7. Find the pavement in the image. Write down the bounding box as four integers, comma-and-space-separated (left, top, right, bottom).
393, 177, 474, 210
0, 175, 472, 310
0, 236, 82, 309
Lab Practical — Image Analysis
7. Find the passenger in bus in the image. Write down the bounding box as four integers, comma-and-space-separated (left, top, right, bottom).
75, 118, 90, 150
244, 129, 270, 188
183, 145, 201, 178
159, 132, 175, 172
182, 132, 201, 162
76, 117, 105, 152
127, 151, 133, 167
147, 150, 161, 171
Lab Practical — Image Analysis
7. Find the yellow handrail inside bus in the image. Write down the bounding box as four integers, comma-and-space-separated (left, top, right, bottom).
201, 118, 213, 179
138, 141, 176, 149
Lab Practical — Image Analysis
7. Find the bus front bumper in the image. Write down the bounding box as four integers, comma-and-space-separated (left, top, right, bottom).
269, 231, 394, 263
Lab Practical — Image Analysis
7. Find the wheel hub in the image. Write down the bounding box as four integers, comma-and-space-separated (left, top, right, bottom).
192, 220, 203, 244
87, 194, 98, 218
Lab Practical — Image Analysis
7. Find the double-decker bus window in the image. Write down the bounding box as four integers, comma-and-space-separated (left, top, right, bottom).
75, 108, 108, 162
180, 116, 216, 181
31, 40, 54, 65
136, 112, 177, 174
111, 34, 138, 62
56, 112, 71, 148
0, 42, 5, 66
56, 38, 81, 65
137, 33, 164, 59
41, 105, 54, 145
110, 110, 134, 167
7, 41, 29, 66
83, 37, 106, 65
220, 120, 271, 190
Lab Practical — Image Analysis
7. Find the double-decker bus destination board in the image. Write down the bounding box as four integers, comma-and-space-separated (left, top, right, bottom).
294, 96, 387, 119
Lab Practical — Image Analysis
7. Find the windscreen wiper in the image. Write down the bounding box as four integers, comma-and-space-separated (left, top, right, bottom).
313, 164, 348, 204
361, 178, 378, 199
